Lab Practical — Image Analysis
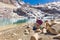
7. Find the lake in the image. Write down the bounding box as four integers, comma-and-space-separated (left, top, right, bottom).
0, 17, 29, 26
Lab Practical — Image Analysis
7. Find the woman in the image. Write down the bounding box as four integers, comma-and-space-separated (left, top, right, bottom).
33, 19, 43, 33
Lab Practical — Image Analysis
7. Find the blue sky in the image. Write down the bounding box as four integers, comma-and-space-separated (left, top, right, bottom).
22, 0, 60, 5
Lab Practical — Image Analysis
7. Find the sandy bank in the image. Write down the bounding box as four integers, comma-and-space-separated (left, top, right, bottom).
0, 23, 27, 31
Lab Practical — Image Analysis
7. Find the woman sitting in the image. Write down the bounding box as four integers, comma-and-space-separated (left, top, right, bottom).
33, 19, 43, 33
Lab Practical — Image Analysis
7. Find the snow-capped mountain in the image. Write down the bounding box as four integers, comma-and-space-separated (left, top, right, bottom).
14, 1, 60, 19
32, 2, 60, 21
0, 0, 60, 18
33, 2, 60, 14
13, 1, 60, 22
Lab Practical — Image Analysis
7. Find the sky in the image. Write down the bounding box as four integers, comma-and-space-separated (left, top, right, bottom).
22, 0, 60, 5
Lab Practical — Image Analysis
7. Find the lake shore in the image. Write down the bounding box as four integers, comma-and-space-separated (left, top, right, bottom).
0, 23, 27, 31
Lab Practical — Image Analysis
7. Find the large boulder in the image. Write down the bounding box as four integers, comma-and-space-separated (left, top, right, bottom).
30, 33, 42, 40
48, 24, 60, 35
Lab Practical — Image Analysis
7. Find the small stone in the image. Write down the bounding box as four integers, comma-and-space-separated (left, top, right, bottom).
13, 33, 17, 35
0, 32, 2, 35
18, 39, 22, 40
30, 33, 39, 40
24, 29, 29, 35
30, 36, 36, 40
53, 36, 60, 40
5, 39, 7, 40
38, 38, 42, 40
56, 34, 60, 36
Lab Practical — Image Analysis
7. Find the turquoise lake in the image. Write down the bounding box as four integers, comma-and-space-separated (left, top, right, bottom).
0, 18, 29, 26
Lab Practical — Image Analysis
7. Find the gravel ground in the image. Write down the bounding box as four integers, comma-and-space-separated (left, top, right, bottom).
0, 24, 60, 40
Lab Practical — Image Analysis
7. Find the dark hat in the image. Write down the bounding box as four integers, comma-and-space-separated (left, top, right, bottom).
36, 20, 43, 25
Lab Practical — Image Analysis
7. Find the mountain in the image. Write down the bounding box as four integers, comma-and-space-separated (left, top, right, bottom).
31, 2, 60, 21
0, 1, 28, 26
33, 2, 60, 14
0, 0, 60, 25
13, 1, 60, 22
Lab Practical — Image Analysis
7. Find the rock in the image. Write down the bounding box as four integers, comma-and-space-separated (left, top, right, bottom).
30, 33, 42, 40
47, 27, 58, 35
43, 28, 47, 34
30, 36, 36, 40
18, 39, 22, 40
24, 29, 29, 35
53, 34, 60, 39
38, 38, 42, 40
53, 36, 60, 39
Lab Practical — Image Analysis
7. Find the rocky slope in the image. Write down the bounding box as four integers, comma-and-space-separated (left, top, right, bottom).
33, 2, 60, 18
0, 2, 27, 26
0, 0, 17, 5
12, 1, 60, 20
0, 0, 60, 19
0, 0, 60, 25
